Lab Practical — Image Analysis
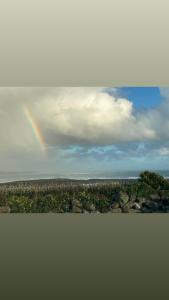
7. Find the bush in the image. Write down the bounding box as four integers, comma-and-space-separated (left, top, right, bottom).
139, 171, 169, 199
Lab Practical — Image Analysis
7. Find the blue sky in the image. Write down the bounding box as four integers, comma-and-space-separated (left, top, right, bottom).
116, 87, 162, 109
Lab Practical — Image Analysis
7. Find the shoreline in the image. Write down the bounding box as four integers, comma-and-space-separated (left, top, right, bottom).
0, 177, 139, 185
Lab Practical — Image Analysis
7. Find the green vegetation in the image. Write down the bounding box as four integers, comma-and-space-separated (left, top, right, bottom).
0, 171, 169, 213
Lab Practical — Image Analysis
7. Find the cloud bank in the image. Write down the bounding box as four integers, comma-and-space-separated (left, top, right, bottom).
31, 87, 156, 146
0, 87, 169, 172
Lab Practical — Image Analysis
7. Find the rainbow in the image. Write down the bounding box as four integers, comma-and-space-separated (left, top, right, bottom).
23, 105, 47, 157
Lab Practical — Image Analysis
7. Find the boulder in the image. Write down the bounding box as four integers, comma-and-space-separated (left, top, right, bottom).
132, 202, 141, 210
0, 206, 11, 213
162, 205, 169, 212
122, 205, 130, 213
72, 199, 82, 208
110, 202, 120, 209
101, 207, 110, 213
136, 197, 146, 203
72, 206, 83, 213
83, 210, 90, 214
122, 203, 141, 213
149, 195, 160, 201
85, 203, 96, 212
86, 203, 96, 212
115, 191, 129, 208
161, 198, 169, 206
141, 201, 161, 212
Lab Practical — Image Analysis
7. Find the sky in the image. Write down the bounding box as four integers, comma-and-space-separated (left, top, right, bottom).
116, 87, 162, 109
0, 86, 169, 177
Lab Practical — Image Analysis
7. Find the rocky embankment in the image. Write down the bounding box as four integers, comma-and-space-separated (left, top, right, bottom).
0, 191, 169, 213
69, 191, 169, 213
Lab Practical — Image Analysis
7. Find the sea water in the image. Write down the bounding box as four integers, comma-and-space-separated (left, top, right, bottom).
0, 170, 169, 183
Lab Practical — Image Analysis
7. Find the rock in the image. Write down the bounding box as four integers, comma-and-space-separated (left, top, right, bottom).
110, 202, 120, 209
149, 195, 160, 201
84, 203, 96, 212
72, 206, 83, 213
141, 201, 161, 212
72, 199, 82, 208
0, 206, 11, 213
88, 204, 96, 212
132, 202, 141, 210
162, 199, 169, 206
162, 205, 169, 212
136, 197, 146, 203
122, 205, 130, 213
101, 207, 109, 213
110, 208, 122, 213
116, 191, 129, 207
83, 210, 90, 214
72, 199, 84, 213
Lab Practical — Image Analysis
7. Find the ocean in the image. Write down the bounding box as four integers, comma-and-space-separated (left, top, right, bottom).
0, 170, 169, 183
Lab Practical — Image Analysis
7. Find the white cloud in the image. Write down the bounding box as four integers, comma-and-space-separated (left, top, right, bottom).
30, 87, 156, 146
0, 86, 169, 171
156, 147, 169, 156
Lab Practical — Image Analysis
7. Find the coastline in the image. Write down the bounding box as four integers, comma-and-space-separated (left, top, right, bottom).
1, 176, 169, 185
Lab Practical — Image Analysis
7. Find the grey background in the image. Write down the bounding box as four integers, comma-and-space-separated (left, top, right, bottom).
0, 1, 169, 299
1, 215, 169, 300
0, 0, 169, 86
